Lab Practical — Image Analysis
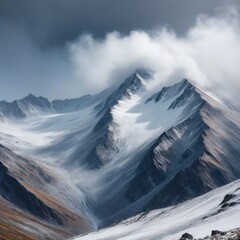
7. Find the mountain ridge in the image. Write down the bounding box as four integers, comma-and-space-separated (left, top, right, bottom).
1, 71, 240, 239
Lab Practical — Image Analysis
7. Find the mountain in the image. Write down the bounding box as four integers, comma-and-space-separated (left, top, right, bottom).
0, 94, 52, 120
66, 69, 150, 169
124, 81, 240, 213
0, 70, 240, 239
61, 75, 240, 226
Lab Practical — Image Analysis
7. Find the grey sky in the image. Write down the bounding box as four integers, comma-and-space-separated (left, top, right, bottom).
0, 0, 238, 101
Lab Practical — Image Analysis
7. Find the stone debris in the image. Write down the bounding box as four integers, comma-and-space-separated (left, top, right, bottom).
179, 228, 240, 240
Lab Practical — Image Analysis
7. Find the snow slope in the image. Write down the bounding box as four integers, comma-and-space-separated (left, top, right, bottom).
71, 179, 240, 240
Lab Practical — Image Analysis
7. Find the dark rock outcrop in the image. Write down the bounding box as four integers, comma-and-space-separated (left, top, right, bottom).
180, 232, 193, 240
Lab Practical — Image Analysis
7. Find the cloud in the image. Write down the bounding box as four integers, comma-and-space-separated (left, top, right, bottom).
68, 6, 240, 104
1, 2, 240, 104
0, 0, 226, 46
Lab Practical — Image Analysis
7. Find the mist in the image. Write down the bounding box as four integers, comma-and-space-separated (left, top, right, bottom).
69, 6, 240, 104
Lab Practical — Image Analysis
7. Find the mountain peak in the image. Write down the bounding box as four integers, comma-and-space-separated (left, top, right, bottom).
0, 93, 52, 120
94, 70, 151, 117
23, 93, 48, 101
26, 93, 36, 98
180, 78, 190, 86
134, 68, 152, 80
146, 78, 195, 104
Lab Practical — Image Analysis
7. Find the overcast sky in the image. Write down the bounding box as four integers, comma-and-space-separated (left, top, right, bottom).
0, 0, 239, 101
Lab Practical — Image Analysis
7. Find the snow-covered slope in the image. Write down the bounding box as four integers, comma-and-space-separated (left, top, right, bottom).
71, 179, 240, 240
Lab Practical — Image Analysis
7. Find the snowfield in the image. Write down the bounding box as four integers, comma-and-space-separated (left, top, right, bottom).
72, 179, 240, 240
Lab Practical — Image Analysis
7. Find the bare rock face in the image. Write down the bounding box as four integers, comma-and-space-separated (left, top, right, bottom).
180, 232, 194, 240
211, 230, 227, 236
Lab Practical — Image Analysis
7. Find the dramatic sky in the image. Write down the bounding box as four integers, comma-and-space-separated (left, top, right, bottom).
0, 0, 240, 101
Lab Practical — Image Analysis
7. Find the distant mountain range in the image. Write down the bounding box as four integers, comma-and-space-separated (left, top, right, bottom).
0, 92, 103, 120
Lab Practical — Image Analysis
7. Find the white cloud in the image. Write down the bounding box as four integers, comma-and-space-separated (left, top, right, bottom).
68, 7, 240, 103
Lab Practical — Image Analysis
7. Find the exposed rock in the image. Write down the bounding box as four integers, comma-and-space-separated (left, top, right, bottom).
211, 230, 226, 236
220, 194, 236, 205
180, 232, 193, 240
198, 228, 240, 239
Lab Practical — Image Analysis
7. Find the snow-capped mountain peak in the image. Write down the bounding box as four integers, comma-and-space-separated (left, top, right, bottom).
0, 94, 52, 120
